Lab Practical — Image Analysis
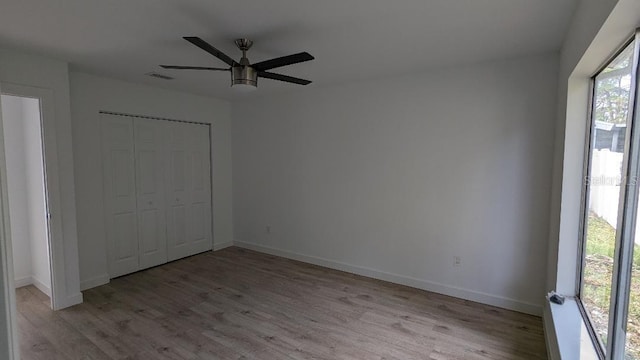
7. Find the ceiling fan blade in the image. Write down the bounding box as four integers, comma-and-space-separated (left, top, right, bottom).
183, 36, 237, 66
258, 71, 312, 85
160, 65, 229, 71
252, 52, 314, 71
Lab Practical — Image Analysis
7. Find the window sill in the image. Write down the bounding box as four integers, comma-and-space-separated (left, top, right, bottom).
545, 298, 599, 360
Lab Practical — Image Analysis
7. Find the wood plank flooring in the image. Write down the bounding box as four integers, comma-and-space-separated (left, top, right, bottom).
17, 247, 547, 359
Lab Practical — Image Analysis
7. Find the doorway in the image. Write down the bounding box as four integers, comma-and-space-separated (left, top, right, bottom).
0, 93, 52, 310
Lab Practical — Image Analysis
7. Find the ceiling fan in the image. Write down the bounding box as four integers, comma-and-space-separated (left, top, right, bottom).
160, 37, 314, 89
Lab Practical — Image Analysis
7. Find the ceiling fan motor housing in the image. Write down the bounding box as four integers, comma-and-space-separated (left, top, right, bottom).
232, 64, 257, 87
231, 38, 257, 87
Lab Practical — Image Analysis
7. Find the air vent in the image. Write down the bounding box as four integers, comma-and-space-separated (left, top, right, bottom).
145, 72, 174, 80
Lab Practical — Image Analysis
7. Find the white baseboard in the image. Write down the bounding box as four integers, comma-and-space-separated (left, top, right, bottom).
80, 273, 110, 291
15, 275, 83, 310
31, 277, 51, 297
54, 292, 83, 310
14, 276, 32, 288
213, 241, 234, 251
234, 241, 542, 316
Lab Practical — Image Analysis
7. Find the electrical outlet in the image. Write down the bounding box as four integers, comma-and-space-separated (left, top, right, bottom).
453, 256, 461, 267
265, 225, 271, 234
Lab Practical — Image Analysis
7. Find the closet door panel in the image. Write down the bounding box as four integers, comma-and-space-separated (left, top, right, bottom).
139, 209, 162, 254
189, 203, 207, 247
187, 123, 212, 254
135, 119, 168, 270
165, 122, 190, 260
101, 115, 139, 278
166, 122, 212, 259
113, 213, 137, 260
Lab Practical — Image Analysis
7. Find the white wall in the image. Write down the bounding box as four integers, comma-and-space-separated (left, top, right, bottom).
0, 48, 83, 309
1, 96, 31, 284
1, 95, 51, 294
69, 72, 233, 290
232, 53, 559, 315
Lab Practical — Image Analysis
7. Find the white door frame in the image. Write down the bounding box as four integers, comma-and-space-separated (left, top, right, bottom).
0, 82, 70, 358
0, 82, 19, 360
1, 83, 68, 310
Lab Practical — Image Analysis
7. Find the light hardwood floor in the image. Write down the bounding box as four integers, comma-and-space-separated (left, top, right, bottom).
17, 247, 547, 359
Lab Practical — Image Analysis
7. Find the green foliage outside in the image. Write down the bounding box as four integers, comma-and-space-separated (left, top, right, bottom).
593, 44, 633, 125
583, 213, 640, 358
594, 76, 631, 125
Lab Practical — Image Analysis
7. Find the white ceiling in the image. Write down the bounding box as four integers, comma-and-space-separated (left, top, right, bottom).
0, 0, 577, 100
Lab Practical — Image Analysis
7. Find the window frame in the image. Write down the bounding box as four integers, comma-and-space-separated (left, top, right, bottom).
576, 68, 604, 357
577, 30, 640, 359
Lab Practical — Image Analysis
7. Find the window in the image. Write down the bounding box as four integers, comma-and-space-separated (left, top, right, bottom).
580, 32, 640, 359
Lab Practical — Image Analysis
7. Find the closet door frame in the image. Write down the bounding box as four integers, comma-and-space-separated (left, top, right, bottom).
100, 112, 214, 278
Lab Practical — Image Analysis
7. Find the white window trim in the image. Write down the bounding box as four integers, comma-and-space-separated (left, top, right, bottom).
550, 0, 640, 358
545, 298, 599, 359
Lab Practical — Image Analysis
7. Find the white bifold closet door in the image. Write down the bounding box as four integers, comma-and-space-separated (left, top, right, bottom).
165, 121, 212, 261
134, 118, 168, 270
102, 115, 212, 278
101, 115, 139, 277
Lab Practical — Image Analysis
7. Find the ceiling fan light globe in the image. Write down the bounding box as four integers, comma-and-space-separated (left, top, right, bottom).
232, 83, 258, 92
